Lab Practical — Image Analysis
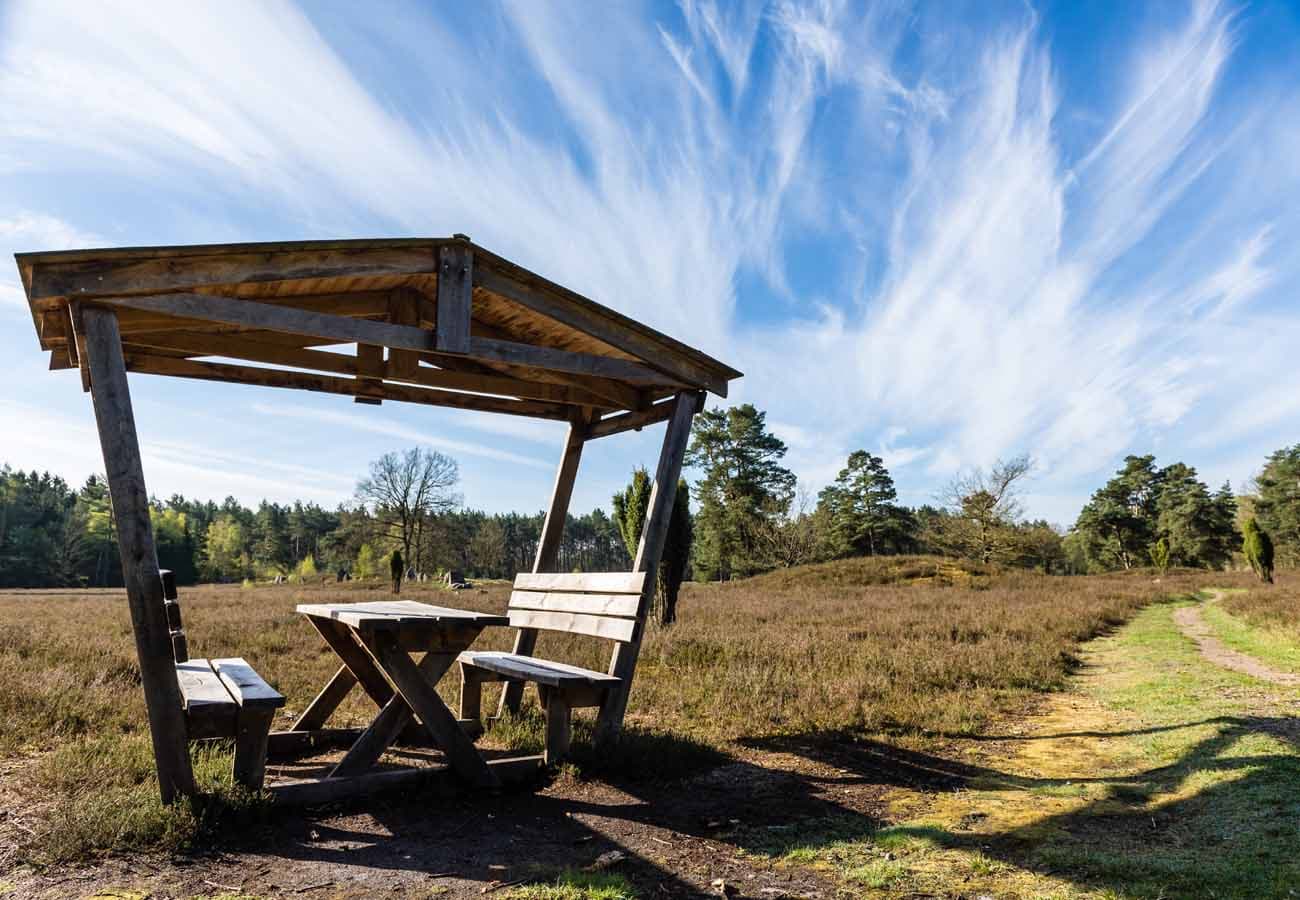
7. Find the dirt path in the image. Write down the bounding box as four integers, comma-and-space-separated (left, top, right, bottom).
1172, 590, 1300, 686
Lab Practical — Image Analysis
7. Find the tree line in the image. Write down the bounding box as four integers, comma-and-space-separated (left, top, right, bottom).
2, 407, 1297, 589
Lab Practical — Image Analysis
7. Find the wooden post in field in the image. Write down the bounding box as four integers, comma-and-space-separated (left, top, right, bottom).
594, 390, 698, 747
81, 305, 195, 803
497, 410, 589, 717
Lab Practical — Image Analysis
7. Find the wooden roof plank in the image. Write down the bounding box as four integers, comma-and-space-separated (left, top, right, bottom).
476, 263, 731, 396
123, 353, 575, 420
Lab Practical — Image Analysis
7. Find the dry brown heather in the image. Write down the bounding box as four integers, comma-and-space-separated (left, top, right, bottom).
0, 556, 1217, 860
0, 557, 1216, 753
1220, 576, 1300, 632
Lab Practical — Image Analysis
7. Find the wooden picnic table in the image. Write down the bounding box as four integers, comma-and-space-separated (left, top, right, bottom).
292, 600, 508, 788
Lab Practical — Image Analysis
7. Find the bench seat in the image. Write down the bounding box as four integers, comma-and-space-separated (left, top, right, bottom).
175, 655, 284, 787
458, 650, 620, 688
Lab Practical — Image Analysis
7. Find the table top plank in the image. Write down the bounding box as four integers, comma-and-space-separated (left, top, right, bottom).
296, 600, 509, 630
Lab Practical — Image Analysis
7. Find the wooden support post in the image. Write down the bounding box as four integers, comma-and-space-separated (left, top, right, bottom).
388, 288, 421, 380
81, 305, 195, 803
498, 412, 589, 717
594, 391, 698, 747
541, 686, 572, 765
436, 241, 472, 353
232, 707, 277, 790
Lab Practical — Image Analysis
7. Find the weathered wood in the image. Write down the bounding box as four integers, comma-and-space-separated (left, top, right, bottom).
28, 243, 439, 301
267, 725, 437, 759
306, 617, 395, 708
512, 572, 646, 593
460, 651, 620, 688
587, 397, 685, 439
123, 354, 575, 420
388, 288, 421, 380
541, 687, 572, 765
509, 590, 640, 618
159, 569, 177, 600
355, 343, 384, 403
124, 331, 617, 408
297, 601, 506, 631
468, 336, 681, 386
291, 664, 357, 732
82, 307, 195, 802
212, 657, 286, 710
104, 292, 438, 353
368, 633, 498, 787
596, 391, 696, 746
171, 630, 189, 664
436, 243, 472, 353
507, 609, 637, 643
330, 649, 457, 778
500, 416, 587, 717
232, 707, 277, 790
458, 666, 484, 721
476, 264, 729, 396
269, 755, 543, 807
176, 658, 237, 716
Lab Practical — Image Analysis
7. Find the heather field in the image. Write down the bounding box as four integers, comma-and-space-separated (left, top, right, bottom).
0, 559, 1295, 898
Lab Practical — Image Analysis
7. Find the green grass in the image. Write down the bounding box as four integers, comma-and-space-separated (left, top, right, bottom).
502, 871, 637, 900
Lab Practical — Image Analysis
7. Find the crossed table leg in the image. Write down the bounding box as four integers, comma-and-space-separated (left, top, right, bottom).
293, 616, 498, 788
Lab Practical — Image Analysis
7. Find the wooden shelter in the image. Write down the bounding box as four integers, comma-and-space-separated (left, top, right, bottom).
14, 236, 741, 803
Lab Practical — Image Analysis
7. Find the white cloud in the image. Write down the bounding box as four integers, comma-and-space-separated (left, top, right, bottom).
0, 211, 100, 308
1, 0, 1296, 523
252, 402, 553, 470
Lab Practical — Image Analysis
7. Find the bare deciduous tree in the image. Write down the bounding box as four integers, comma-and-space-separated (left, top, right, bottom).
355, 448, 461, 573
937, 455, 1034, 564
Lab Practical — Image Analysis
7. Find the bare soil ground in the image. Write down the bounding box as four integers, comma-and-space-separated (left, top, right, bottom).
1173, 590, 1300, 686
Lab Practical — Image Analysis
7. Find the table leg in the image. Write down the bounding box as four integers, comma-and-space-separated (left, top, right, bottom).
371, 632, 499, 788
331, 651, 454, 777
292, 664, 358, 732
307, 616, 394, 707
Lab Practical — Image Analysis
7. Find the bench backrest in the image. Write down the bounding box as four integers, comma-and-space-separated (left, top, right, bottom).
508, 572, 648, 643
159, 569, 188, 663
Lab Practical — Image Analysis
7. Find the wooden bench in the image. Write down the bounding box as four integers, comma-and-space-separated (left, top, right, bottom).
162, 570, 285, 789
458, 571, 646, 764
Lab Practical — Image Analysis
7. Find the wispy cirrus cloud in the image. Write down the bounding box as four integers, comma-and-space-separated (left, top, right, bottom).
1, 0, 1296, 522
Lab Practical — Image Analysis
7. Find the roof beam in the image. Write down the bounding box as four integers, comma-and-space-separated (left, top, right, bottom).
122, 354, 575, 420
97, 292, 682, 393
475, 263, 728, 396
28, 245, 436, 305
466, 336, 685, 387
586, 392, 704, 439
122, 330, 619, 408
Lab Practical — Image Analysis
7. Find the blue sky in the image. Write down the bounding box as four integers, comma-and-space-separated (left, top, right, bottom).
2, 0, 1298, 526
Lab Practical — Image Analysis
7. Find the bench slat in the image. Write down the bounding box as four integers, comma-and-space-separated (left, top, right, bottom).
507, 609, 637, 643
460, 651, 620, 687
509, 590, 640, 618
212, 657, 286, 709
177, 658, 236, 712
513, 572, 646, 594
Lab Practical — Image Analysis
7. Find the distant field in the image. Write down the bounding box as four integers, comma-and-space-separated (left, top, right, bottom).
0, 558, 1258, 863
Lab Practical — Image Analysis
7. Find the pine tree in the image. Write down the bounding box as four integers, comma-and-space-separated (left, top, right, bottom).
686, 404, 795, 580
816, 451, 911, 557
1255, 444, 1300, 566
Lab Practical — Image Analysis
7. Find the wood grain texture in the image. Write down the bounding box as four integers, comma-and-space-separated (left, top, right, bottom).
509, 590, 640, 618
436, 243, 472, 353
499, 415, 587, 717
83, 307, 195, 802
212, 657, 286, 710
507, 608, 637, 643
513, 572, 646, 594
596, 391, 697, 746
